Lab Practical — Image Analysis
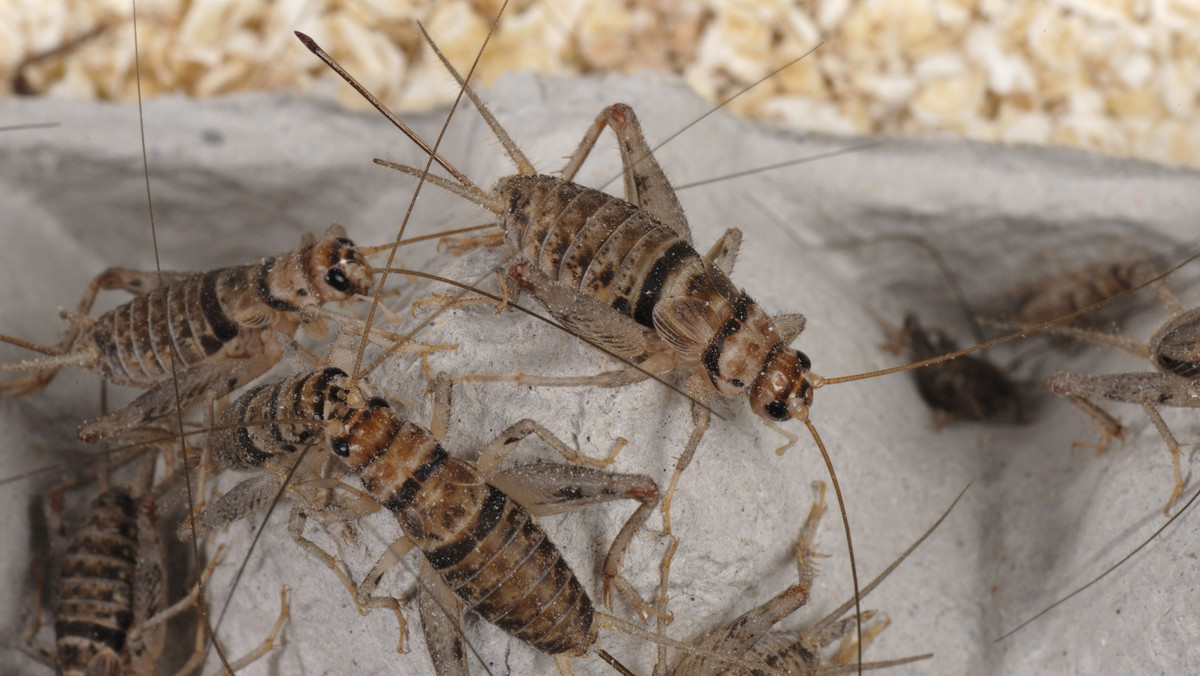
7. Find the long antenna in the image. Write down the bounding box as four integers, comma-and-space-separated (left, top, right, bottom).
996, 483, 1200, 642
817, 246, 1200, 386
130, 0, 233, 670
293, 28, 500, 396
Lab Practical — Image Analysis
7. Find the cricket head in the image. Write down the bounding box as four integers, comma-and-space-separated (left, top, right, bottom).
328, 393, 396, 472
304, 224, 374, 303
749, 345, 815, 423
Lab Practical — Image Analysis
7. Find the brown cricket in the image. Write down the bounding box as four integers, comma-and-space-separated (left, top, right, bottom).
22, 481, 289, 676
1045, 291, 1200, 515
874, 311, 1018, 426
979, 256, 1161, 335
0, 224, 374, 443
294, 30, 819, 551
201, 365, 668, 672
649, 480, 963, 676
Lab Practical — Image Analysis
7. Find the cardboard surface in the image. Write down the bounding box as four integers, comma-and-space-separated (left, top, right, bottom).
1, 73, 1198, 674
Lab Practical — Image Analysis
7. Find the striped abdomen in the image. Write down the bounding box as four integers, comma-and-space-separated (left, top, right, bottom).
54, 487, 140, 676
498, 174, 728, 329
331, 403, 597, 656
1151, 308, 1200, 379
84, 264, 267, 388
496, 174, 813, 412
213, 367, 346, 470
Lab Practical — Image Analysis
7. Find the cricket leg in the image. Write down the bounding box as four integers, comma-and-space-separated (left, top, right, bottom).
1142, 401, 1189, 516
490, 463, 661, 619
416, 558, 468, 676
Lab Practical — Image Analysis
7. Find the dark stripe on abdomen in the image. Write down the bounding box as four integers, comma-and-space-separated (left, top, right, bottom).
426, 485, 508, 570
632, 240, 696, 327
200, 269, 239, 352
413, 446, 449, 483
54, 620, 127, 652
384, 479, 421, 513
701, 295, 751, 386
256, 258, 297, 312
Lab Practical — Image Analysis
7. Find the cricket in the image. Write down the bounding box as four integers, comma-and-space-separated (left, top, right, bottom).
2, 1, 1200, 674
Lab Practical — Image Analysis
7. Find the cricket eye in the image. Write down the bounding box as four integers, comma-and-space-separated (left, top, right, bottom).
326, 268, 351, 292
765, 400, 788, 421
332, 437, 351, 457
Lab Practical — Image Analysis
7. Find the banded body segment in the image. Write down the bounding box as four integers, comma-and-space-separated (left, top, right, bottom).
1150, 307, 1200, 378
495, 173, 805, 408
743, 633, 821, 675
54, 487, 140, 676
331, 402, 597, 656
88, 265, 258, 388
677, 632, 824, 676
212, 366, 347, 470
499, 175, 712, 330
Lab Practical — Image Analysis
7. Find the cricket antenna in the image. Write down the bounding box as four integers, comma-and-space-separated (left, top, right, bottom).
293, 24, 503, 399
996, 483, 1200, 642
129, 0, 233, 671
817, 246, 1200, 387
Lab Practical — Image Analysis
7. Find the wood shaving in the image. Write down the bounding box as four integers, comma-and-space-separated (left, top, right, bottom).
3, 0, 1199, 166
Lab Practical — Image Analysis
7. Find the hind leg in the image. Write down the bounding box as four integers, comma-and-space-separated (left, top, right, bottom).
559, 104, 691, 242
290, 506, 414, 653
1142, 401, 1189, 516
2, 268, 192, 396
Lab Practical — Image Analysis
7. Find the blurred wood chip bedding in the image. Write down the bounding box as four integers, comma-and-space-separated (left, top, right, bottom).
4, 0, 1199, 167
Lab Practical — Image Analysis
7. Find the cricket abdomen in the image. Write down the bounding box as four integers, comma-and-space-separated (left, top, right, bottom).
335, 404, 598, 656
54, 487, 139, 676
1150, 307, 1200, 379
86, 265, 256, 388
212, 367, 346, 470
499, 174, 714, 329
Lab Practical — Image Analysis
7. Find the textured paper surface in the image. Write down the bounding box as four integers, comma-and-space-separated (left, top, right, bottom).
1, 73, 1198, 674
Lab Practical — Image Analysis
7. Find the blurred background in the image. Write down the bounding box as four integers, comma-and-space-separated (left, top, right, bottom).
3, 0, 1199, 167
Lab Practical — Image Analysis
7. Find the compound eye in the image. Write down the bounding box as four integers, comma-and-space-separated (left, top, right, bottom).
795, 350, 812, 371
335, 237, 354, 247
332, 437, 351, 457
325, 267, 351, 292
765, 399, 788, 421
